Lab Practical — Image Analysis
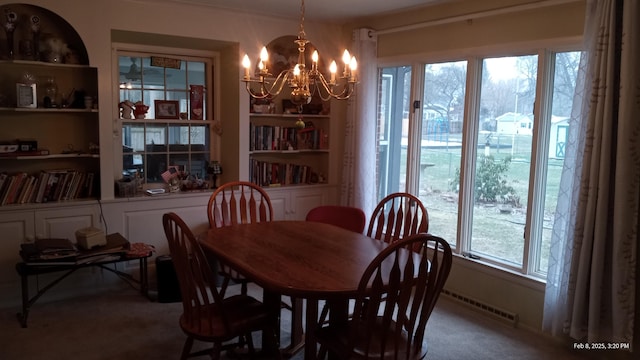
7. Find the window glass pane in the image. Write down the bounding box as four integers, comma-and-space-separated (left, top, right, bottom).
536, 51, 581, 273
190, 124, 209, 150
419, 61, 466, 246
470, 55, 537, 266
168, 125, 189, 151
122, 123, 144, 177
146, 153, 167, 182
166, 61, 186, 89
141, 57, 165, 87
145, 124, 166, 151
187, 61, 206, 86
377, 66, 411, 200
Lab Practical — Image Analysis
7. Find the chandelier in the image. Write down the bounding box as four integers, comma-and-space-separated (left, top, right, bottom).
241, 0, 357, 113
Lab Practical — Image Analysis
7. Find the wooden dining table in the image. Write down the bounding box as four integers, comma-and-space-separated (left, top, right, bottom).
199, 220, 388, 360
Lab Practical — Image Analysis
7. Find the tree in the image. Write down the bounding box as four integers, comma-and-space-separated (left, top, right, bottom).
423, 62, 466, 127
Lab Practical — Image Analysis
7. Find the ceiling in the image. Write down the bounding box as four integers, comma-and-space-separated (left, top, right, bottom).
163, 0, 449, 22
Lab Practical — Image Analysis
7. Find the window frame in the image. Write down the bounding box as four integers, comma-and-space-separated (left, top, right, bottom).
377, 42, 582, 281
112, 43, 219, 188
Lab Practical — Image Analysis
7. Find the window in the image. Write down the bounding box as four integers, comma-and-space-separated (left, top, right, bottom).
116, 48, 214, 183
376, 50, 580, 279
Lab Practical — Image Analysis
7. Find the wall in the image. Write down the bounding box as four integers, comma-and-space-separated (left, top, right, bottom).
348, 0, 586, 332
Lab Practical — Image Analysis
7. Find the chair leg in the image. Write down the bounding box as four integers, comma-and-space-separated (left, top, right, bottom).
219, 275, 231, 297
241, 281, 248, 295
318, 303, 329, 325
210, 342, 222, 360
245, 333, 255, 354
317, 345, 327, 360
181, 337, 194, 360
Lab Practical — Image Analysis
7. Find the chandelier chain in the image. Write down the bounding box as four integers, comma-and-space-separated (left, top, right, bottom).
299, 0, 306, 39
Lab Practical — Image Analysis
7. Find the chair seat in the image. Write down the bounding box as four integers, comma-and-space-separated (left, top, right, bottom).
180, 294, 269, 341
316, 318, 428, 359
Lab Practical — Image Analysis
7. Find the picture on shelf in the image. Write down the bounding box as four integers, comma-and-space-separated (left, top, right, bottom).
154, 100, 179, 119
16, 83, 37, 108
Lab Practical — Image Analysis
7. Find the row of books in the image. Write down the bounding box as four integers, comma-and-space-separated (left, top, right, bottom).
0, 170, 97, 206
20, 234, 130, 266
249, 124, 328, 151
249, 159, 314, 187
250, 124, 300, 151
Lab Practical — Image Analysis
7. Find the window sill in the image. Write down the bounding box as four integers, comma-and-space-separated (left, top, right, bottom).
452, 252, 546, 292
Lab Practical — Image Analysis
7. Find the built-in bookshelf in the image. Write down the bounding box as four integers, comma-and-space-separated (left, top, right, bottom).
249, 113, 330, 187
0, 169, 97, 206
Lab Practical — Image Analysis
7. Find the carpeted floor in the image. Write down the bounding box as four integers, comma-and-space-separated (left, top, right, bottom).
0, 283, 630, 360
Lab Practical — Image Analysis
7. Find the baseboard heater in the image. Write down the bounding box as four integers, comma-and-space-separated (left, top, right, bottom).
441, 288, 519, 327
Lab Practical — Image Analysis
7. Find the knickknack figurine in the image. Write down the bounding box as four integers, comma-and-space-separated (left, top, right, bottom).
120, 100, 134, 119
133, 101, 148, 119
4, 9, 17, 59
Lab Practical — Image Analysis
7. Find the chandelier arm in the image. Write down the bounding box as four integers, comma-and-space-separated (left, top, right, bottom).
316, 72, 357, 100
314, 74, 338, 102
244, 71, 292, 99
244, 82, 274, 100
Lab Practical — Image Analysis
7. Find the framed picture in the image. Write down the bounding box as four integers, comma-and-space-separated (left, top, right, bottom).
154, 100, 179, 119
16, 83, 37, 108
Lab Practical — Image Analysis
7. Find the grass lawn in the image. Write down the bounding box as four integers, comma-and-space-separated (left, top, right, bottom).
397, 133, 563, 269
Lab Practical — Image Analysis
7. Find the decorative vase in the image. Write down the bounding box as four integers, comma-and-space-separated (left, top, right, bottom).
43, 76, 58, 108
5, 29, 15, 59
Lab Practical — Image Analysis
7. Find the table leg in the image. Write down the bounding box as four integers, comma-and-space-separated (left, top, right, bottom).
304, 299, 319, 360
282, 297, 305, 357
262, 290, 281, 355
326, 299, 349, 360
138, 257, 149, 298
17, 272, 29, 328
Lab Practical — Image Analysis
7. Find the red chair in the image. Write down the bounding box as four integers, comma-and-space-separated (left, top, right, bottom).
305, 205, 367, 233
307, 205, 367, 325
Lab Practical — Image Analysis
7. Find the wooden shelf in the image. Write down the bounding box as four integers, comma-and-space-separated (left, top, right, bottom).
0, 59, 92, 68
250, 149, 329, 154
0, 107, 98, 113
0, 153, 99, 160
121, 118, 215, 124
250, 113, 330, 119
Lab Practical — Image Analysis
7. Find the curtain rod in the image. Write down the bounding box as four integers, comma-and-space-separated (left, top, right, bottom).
373, 0, 582, 36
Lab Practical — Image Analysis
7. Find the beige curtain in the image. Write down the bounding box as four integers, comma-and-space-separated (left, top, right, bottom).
340, 28, 378, 216
543, 0, 639, 348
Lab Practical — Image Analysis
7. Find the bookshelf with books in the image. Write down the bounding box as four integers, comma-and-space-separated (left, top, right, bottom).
0, 4, 99, 208
249, 113, 330, 188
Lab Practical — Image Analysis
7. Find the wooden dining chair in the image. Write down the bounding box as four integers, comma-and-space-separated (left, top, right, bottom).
162, 212, 280, 360
305, 205, 367, 234
367, 192, 429, 244
207, 181, 274, 296
315, 233, 453, 360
